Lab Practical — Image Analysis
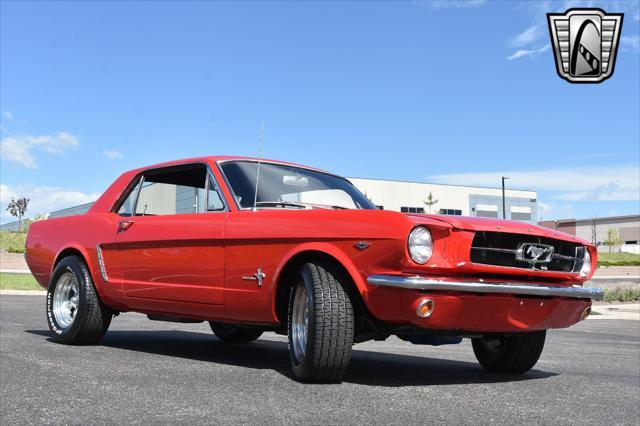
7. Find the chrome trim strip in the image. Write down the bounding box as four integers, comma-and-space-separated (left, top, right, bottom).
96, 245, 109, 283
367, 274, 603, 300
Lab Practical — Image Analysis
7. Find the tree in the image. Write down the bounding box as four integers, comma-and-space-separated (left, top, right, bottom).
423, 192, 438, 213
6, 197, 29, 232
603, 228, 623, 253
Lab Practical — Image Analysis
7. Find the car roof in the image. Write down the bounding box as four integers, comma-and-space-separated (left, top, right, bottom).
128, 156, 334, 176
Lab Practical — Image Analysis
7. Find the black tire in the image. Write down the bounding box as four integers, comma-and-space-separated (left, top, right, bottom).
287, 262, 355, 383
46, 255, 112, 344
209, 322, 263, 343
472, 330, 546, 374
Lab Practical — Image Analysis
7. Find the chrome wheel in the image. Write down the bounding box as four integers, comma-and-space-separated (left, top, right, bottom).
52, 272, 80, 329
291, 285, 309, 364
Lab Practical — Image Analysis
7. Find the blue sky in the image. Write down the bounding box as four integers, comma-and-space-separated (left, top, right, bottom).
1, 0, 639, 223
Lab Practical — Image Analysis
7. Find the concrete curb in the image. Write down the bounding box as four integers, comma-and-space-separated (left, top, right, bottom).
0, 269, 31, 274
0, 289, 46, 296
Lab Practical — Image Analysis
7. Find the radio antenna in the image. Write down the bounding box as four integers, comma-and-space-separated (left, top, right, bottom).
252, 120, 264, 211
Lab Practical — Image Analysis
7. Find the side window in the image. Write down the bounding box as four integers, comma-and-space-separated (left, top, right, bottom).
134, 165, 209, 216
207, 176, 225, 211
117, 177, 142, 216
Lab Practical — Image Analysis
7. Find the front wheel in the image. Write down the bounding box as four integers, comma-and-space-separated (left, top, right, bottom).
288, 262, 354, 383
46, 256, 112, 344
472, 331, 546, 374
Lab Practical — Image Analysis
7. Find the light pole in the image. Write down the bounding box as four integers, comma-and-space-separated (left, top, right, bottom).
501, 176, 509, 219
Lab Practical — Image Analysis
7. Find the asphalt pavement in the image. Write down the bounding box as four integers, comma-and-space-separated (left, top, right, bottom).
1, 294, 639, 425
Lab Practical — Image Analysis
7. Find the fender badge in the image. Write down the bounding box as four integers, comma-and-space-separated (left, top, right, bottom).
242, 268, 266, 287
354, 241, 370, 250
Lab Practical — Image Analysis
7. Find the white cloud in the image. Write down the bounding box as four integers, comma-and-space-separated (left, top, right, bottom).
0, 184, 99, 223
415, 0, 486, 10
621, 35, 640, 52
510, 26, 542, 47
508, 0, 640, 60
2, 111, 14, 121
428, 164, 640, 202
0, 131, 79, 168
507, 44, 550, 60
101, 150, 122, 160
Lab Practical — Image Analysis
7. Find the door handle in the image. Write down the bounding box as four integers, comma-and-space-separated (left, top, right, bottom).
117, 220, 134, 233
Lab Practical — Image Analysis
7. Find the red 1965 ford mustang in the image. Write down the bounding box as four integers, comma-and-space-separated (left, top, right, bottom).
26, 156, 602, 382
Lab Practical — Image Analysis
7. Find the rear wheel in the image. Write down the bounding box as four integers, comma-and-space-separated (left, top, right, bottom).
209, 322, 263, 343
472, 331, 546, 373
288, 262, 354, 383
46, 256, 112, 344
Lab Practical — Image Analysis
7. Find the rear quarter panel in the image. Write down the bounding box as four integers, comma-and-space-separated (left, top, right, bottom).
25, 213, 126, 308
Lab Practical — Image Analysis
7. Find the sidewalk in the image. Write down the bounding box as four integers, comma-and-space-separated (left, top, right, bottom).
0, 251, 28, 273
590, 303, 640, 321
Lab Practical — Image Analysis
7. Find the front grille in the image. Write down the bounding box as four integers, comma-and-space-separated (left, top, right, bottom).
470, 231, 585, 273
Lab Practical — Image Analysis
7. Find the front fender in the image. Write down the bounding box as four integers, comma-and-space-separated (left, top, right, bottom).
271, 241, 370, 319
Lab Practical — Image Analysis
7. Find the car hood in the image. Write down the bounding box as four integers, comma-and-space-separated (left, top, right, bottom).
406, 214, 591, 246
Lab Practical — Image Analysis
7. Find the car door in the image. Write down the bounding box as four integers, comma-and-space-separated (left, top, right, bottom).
112, 163, 228, 306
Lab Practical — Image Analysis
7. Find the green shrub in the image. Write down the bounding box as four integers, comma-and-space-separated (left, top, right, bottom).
603, 286, 640, 302
0, 232, 27, 253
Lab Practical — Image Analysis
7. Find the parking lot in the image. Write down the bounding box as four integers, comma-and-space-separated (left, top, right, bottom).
1, 294, 638, 424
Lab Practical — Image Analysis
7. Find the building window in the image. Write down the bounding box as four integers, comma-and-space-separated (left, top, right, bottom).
438, 208, 462, 216
400, 206, 425, 214
511, 212, 532, 221
476, 210, 498, 218
510, 206, 532, 221
474, 203, 498, 218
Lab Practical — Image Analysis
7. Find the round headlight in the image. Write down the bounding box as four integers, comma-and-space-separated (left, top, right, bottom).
408, 226, 433, 264
579, 249, 591, 278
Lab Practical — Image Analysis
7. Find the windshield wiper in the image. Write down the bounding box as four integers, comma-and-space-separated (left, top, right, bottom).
253, 201, 350, 210
254, 201, 311, 209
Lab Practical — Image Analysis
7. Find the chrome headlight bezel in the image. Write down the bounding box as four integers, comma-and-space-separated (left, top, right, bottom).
408, 226, 433, 265
579, 249, 592, 278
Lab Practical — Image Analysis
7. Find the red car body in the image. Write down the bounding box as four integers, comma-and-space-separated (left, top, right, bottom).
26, 156, 600, 336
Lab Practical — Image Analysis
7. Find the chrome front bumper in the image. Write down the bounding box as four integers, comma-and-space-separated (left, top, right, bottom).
367, 275, 603, 300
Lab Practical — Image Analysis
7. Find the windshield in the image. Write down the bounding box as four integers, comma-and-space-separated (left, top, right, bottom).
219, 161, 376, 210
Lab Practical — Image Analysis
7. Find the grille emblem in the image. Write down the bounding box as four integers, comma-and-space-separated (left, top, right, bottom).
516, 243, 555, 264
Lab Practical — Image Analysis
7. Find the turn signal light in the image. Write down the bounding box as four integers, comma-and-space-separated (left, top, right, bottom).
416, 299, 435, 318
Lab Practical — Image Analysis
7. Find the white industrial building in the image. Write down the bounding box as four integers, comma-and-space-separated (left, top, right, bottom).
539, 215, 640, 253
0, 177, 539, 231
348, 177, 537, 222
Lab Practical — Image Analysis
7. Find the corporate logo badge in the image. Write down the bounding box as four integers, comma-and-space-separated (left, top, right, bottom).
547, 9, 623, 83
